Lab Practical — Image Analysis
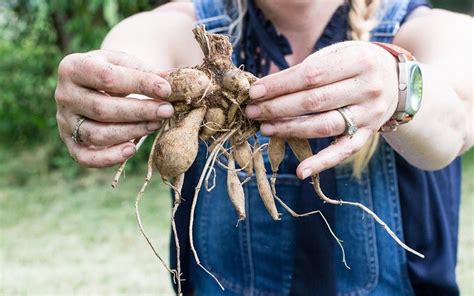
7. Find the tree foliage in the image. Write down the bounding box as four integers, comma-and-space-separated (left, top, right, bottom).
0, 0, 166, 145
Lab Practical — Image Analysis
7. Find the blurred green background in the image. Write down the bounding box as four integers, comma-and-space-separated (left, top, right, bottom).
0, 0, 472, 295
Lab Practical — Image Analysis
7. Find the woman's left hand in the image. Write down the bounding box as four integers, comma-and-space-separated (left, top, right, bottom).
245, 42, 400, 179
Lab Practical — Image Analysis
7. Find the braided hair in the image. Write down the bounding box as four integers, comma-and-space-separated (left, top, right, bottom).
348, 0, 381, 177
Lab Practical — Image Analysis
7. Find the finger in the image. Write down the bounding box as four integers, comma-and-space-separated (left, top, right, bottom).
260, 106, 366, 138
246, 78, 364, 120
100, 50, 168, 76
65, 136, 137, 168
296, 129, 373, 179
69, 86, 174, 122
68, 117, 161, 147
249, 43, 364, 100
70, 55, 171, 98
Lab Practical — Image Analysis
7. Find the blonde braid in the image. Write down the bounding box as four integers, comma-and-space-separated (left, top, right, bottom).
347, 0, 381, 178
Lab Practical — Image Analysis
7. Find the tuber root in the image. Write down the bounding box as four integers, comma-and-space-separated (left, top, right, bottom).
268, 136, 286, 196
232, 140, 254, 176
227, 153, 246, 222
154, 107, 206, 180
253, 139, 281, 221
201, 107, 226, 140
166, 68, 211, 103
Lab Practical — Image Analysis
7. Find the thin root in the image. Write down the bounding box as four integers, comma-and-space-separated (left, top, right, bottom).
111, 135, 148, 187
271, 177, 349, 269
189, 130, 236, 291
310, 175, 425, 259
135, 133, 179, 281
205, 167, 217, 192
171, 174, 185, 295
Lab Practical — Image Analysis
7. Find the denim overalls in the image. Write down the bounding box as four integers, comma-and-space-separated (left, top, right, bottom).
184, 1, 417, 295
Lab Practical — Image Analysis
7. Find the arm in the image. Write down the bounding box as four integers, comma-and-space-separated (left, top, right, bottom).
244, 9, 472, 178
387, 9, 473, 169
55, 3, 202, 167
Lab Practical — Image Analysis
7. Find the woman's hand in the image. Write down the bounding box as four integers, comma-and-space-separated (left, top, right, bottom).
55, 50, 174, 168
245, 42, 400, 179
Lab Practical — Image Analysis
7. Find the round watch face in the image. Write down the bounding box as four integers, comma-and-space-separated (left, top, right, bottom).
407, 64, 423, 114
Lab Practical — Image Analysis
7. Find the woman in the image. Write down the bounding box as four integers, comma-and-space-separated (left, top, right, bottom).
54, 0, 472, 295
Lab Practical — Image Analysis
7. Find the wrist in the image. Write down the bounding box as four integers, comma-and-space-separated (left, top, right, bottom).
372, 42, 423, 132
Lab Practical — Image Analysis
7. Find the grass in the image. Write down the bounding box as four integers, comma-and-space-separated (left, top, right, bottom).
0, 147, 175, 295
457, 149, 474, 294
0, 147, 473, 295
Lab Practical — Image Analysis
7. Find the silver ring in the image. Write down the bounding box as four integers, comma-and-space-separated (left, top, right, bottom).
336, 107, 358, 137
71, 117, 86, 144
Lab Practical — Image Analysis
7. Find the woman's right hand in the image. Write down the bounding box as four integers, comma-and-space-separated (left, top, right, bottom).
55, 50, 174, 168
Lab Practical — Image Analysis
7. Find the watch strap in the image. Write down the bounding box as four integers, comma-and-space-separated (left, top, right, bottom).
372, 42, 417, 132
379, 113, 414, 132
373, 42, 415, 61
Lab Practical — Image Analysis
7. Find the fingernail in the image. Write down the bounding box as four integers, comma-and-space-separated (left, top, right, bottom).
260, 123, 274, 135
245, 105, 261, 119
122, 145, 136, 158
301, 168, 312, 179
147, 121, 161, 131
154, 81, 171, 98
157, 104, 174, 118
249, 84, 266, 99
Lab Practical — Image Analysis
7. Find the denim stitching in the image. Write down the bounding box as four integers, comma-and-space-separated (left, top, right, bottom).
246, 183, 256, 296
362, 167, 380, 295
337, 168, 379, 296
383, 141, 415, 295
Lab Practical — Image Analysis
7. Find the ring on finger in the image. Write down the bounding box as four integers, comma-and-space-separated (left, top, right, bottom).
71, 116, 87, 144
336, 107, 358, 137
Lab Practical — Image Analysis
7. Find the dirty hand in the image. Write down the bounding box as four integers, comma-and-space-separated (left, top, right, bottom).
55, 50, 174, 167
245, 42, 400, 179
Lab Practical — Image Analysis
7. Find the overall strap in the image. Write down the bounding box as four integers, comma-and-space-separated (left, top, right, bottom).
371, 0, 411, 43
194, 0, 241, 36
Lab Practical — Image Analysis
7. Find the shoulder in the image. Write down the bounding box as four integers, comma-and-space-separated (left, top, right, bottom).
105, 2, 196, 40
102, 2, 203, 68
113, 2, 196, 28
